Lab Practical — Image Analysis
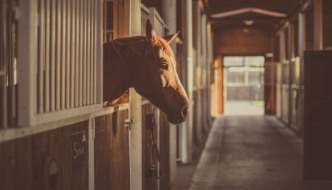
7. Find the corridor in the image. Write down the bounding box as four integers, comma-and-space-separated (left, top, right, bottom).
187, 116, 332, 190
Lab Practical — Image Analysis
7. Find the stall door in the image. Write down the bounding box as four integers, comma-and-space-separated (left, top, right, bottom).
304, 51, 332, 179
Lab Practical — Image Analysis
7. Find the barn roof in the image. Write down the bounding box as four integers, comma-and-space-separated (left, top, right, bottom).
207, 0, 306, 31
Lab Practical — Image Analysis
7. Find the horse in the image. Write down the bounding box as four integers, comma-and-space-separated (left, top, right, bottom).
103, 19, 189, 124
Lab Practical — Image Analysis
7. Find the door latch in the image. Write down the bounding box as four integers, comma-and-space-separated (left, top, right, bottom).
125, 119, 133, 129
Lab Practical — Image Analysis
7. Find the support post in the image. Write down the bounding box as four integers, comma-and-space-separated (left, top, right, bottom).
287, 24, 294, 126
181, 0, 194, 164
314, 0, 323, 50
162, 0, 177, 188
298, 13, 306, 132
18, 0, 38, 126
124, 0, 142, 190
1, 0, 8, 128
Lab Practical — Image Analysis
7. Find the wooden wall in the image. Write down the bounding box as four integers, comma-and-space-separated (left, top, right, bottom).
0, 121, 88, 190
0, 103, 174, 190
214, 26, 273, 55
141, 103, 172, 190
94, 110, 130, 190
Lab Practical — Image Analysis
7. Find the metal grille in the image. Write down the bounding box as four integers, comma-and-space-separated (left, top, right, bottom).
36, 0, 99, 113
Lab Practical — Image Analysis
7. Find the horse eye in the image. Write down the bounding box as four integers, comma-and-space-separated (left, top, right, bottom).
161, 63, 168, 70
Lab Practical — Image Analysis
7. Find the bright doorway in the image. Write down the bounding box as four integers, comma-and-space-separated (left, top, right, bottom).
223, 56, 265, 115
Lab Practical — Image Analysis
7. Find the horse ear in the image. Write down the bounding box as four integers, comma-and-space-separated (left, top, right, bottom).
146, 19, 158, 45
163, 31, 180, 44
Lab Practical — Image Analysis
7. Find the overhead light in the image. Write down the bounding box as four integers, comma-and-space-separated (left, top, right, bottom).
244, 20, 254, 25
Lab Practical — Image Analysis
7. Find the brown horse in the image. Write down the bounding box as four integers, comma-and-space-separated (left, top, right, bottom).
103, 20, 189, 124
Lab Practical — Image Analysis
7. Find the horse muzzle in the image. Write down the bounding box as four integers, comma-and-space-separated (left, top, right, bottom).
167, 105, 189, 124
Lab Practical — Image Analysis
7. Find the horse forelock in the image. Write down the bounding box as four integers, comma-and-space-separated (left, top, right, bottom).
158, 38, 177, 71
158, 38, 174, 57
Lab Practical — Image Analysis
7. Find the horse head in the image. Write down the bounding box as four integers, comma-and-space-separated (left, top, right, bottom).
132, 20, 189, 124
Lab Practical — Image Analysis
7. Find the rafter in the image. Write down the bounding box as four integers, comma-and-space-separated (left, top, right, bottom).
211, 7, 287, 18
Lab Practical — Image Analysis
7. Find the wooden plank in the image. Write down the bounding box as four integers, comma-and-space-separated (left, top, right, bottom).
70, 123, 81, 190
50, 0, 56, 111
0, 141, 16, 190
45, 0, 50, 112
56, 0, 61, 110
94, 116, 106, 190
65, 1, 71, 109
105, 113, 113, 189
16, 137, 33, 190
80, 122, 89, 190
111, 111, 124, 190
122, 110, 130, 190
48, 128, 63, 190
62, 124, 73, 190
159, 112, 170, 190
304, 51, 332, 179
142, 105, 147, 190
32, 132, 50, 190
61, 0, 66, 109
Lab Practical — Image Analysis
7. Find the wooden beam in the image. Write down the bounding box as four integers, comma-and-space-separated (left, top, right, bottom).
275, 0, 313, 34
211, 7, 286, 18
313, 0, 323, 50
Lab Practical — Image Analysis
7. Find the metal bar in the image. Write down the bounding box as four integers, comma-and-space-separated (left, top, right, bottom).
77, 1, 83, 107
45, 0, 50, 112
80, 0, 83, 104
1, 0, 8, 128
65, 0, 71, 109
70, 0, 75, 108
82, 0, 87, 106
74, 0, 79, 107
96, 0, 103, 104
61, 0, 66, 109
50, 0, 56, 111
86, 0, 91, 105
92, 0, 96, 103
39, 0, 45, 113
55, 0, 61, 111
89, 0, 93, 104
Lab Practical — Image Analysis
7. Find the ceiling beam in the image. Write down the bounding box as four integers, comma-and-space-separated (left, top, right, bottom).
211, 7, 287, 18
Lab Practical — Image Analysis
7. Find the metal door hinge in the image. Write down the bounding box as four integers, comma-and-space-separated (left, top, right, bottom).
125, 119, 133, 130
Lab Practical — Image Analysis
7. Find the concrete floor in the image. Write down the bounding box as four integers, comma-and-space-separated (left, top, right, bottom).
224, 101, 264, 116
178, 116, 332, 190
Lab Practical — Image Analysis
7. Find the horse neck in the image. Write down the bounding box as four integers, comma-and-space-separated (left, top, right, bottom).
104, 37, 147, 101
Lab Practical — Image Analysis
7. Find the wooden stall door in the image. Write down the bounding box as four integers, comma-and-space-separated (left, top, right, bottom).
94, 110, 130, 190
304, 51, 332, 179
264, 62, 276, 115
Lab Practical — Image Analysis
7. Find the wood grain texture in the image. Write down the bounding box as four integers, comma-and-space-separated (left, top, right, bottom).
16, 137, 33, 190
0, 141, 16, 190
95, 115, 106, 190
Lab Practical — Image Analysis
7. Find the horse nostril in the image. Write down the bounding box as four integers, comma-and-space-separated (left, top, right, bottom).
182, 106, 188, 118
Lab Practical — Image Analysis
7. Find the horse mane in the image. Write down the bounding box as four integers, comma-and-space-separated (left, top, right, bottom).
104, 35, 175, 66
158, 38, 175, 57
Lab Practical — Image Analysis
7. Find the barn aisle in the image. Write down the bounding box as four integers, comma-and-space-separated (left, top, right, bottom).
187, 116, 332, 190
